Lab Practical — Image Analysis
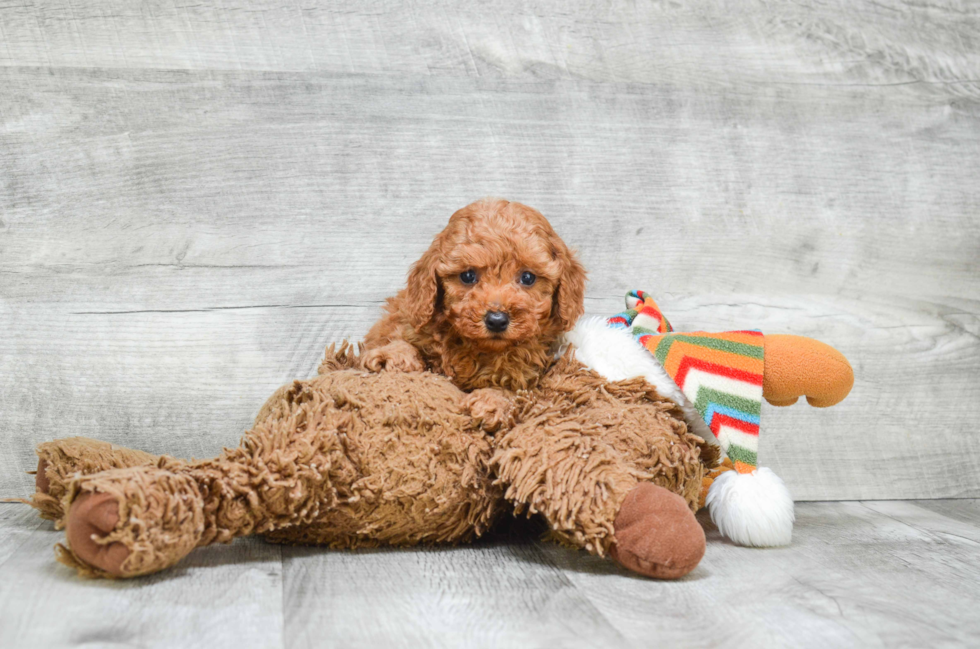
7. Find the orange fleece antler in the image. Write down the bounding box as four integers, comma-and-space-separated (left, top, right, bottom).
762, 334, 854, 408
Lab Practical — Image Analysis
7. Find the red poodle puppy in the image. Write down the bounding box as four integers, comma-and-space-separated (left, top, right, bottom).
362, 198, 586, 392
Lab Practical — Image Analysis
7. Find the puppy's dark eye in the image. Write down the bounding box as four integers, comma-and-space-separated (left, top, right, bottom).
459, 269, 478, 285
519, 271, 536, 286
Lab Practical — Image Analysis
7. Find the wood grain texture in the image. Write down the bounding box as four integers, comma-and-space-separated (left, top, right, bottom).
282, 538, 627, 648
0, 507, 284, 649
1, 0, 978, 90
537, 502, 980, 648
1, 500, 978, 648
0, 504, 42, 567
1, 0, 979, 503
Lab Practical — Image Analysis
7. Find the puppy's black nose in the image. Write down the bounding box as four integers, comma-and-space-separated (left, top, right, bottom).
484, 311, 510, 333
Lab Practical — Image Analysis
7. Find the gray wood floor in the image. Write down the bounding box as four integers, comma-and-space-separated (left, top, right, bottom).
1, 499, 978, 648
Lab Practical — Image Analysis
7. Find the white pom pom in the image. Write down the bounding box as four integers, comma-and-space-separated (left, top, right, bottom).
706, 468, 795, 547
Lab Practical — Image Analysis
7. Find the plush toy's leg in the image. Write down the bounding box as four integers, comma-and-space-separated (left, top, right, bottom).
60, 369, 500, 578
31, 437, 158, 522
58, 418, 342, 579
763, 334, 854, 407
58, 438, 337, 579
493, 420, 705, 580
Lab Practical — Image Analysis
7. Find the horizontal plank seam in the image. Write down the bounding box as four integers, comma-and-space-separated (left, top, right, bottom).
796, 497, 980, 504
0, 64, 978, 88
859, 501, 980, 544
71, 303, 384, 315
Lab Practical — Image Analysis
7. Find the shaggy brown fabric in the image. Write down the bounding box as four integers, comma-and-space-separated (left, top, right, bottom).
44, 349, 708, 579
41, 342, 716, 579
57, 464, 203, 578
492, 354, 711, 556
208, 367, 502, 548
31, 437, 158, 522
55, 346, 502, 577
37, 337, 715, 580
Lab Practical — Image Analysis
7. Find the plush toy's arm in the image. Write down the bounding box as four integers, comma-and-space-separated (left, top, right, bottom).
763, 334, 854, 408
462, 388, 517, 432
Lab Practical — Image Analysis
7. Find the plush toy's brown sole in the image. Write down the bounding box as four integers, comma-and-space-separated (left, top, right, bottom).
611, 483, 706, 579
66, 492, 130, 577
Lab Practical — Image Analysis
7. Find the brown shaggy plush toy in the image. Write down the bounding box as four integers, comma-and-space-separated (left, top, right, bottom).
30, 199, 834, 580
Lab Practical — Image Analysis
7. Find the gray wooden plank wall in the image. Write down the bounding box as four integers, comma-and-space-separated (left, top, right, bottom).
1, 0, 979, 503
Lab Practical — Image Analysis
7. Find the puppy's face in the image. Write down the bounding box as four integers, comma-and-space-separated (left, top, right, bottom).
405, 200, 586, 350
439, 228, 558, 350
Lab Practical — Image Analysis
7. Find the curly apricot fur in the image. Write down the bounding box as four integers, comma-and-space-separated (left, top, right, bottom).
363, 198, 586, 391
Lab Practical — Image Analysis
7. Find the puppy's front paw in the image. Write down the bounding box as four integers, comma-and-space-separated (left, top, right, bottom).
463, 388, 515, 432
362, 341, 426, 373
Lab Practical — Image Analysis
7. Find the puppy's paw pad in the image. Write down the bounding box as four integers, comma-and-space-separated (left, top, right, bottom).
385, 353, 425, 372
362, 342, 425, 373
362, 350, 386, 372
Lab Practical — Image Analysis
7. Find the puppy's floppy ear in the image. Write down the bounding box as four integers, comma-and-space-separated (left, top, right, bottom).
404, 244, 442, 329
550, 236, 587, 331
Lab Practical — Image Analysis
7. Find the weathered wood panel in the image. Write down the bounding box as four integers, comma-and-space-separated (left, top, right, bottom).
1, 0, 978, 91
2, 61, 978, 499
1, 0, 979, 502
0, 504, 41, 567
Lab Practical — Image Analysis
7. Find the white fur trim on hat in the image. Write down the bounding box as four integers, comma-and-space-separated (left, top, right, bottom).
705, 468, 795, 547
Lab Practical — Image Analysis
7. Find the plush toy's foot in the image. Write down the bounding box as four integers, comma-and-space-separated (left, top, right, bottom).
59, 466, 205, 578
610, 483, 705, 579
32, 437, 159, 522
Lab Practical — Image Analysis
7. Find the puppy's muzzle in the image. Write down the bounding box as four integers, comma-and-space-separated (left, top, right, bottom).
484, 311, 510, 333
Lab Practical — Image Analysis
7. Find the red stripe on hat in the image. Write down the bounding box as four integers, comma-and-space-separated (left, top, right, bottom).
673, 355, 764, 388
709, 412, 760, 437
637, 306, 670, 333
